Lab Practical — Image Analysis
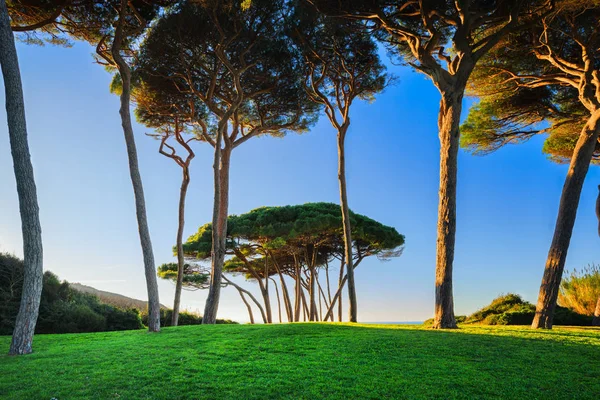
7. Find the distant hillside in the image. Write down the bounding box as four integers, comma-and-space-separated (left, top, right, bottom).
70, 283, 167, 310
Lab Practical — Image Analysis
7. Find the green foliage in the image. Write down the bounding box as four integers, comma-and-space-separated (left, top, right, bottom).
461, 4, 600, 163
461, 293, 591, 326
135, 0, 318, 143
184, 203, 405, 258
157, 262, 210, 289
1, 324, 600, 399
559, 265, 600, 316
139, 309, 237, 327
290, 1, 388, 113
179, 203, 405, 284
0, 253, 143, 335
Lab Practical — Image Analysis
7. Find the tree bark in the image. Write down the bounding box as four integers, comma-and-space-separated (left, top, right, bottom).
337, 127, 357, 322
1, 0, 44, 356
172, 165, 191, 326
203, 143, 231, 324
432, 88, 464, 329
294, 259, 301, 322
532, 110, 600, 329
110, 0, 160, 332
593, 294, 600, 327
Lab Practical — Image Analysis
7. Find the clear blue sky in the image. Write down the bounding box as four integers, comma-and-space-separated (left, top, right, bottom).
1, 41, 599, 323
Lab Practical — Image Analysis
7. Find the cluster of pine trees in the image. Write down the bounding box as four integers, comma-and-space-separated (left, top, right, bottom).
2, 0, 600, 355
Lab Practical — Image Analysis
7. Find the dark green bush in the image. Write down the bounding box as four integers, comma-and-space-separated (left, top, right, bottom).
140, 309, 238, 327
0, 253, 143, 335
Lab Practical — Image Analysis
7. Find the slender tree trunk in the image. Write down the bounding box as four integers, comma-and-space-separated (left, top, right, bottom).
337, 127, 357, 322
262, 260, 272, 323
110, 0, 160, 332
172, 166, 191, 326
271, 254, 293, 322
294, 261, 301, 322
222, 275, 266, 323
432, 88, 464, 329
203, 142, 231, 324
338, 259, 344, 322
1, 0, 44, 355
308, 265, 316, 321
235, 286, 254, 324
271, 278, 282, 323
532, 110, 600, 329
300, 287, 309, 321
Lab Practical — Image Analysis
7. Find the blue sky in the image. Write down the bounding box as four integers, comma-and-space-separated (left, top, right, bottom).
1, 41, 599, 323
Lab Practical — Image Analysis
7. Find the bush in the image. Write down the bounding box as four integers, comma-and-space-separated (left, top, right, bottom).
140, 309, 238, 327
464, 293, 591, 326
0, 253, 143, 335
559, 264, 600, 316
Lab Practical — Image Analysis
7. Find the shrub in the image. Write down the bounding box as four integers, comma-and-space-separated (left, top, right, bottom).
558, 264, 600, 316
140, 309, 238, 327
464, 293, 591, 326
0, 253, 143, 335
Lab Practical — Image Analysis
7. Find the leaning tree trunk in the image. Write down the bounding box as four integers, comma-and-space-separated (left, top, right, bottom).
203, 143, 231, 324
172, 165, 191, 326
432, 87, 464, 329
111, 2, 160, 332
1, 0, 44, 356
532, 110, 600, 329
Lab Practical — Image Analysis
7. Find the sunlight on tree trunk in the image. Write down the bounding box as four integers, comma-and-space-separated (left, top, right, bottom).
432, 90, 464, 329
533, 112, 600, 329
1, 0, 44, 356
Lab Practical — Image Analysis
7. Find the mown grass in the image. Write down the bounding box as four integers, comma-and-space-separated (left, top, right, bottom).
1, 323, 599, 399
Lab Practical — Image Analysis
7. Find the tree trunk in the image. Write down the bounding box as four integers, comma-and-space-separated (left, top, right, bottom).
323, 257, 363, 321
235, 286, 254, 324
172, 166, 190, 326
1, 0, 44, 356
294, 261, 301, 322
262, 259, 272, 323
593, 295, 600, 327
337, 128, 357, 322
222, 275, 266, 323
203, 140, 231, 324
271, 278, 282, 323
532, 110, 600, 329
338, 259, 344, 322
432, 88, 464, 329
308, 265, 316, 321
270, 253, 293, 322
110, 0, 160, 332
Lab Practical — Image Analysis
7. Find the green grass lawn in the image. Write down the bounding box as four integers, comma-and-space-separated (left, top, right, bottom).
1, 323, 599, 399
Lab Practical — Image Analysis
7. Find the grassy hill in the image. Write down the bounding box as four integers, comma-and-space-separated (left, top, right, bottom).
1, 323, 599, 399
69, 282, 168, 310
